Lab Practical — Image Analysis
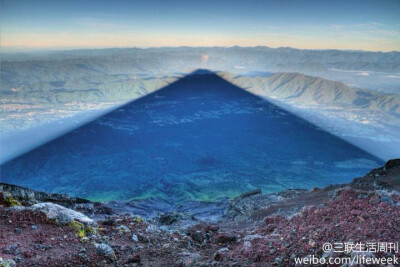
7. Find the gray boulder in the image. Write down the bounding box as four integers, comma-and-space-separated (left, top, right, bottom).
94, 243, 116, 260
31, 202, 94, 225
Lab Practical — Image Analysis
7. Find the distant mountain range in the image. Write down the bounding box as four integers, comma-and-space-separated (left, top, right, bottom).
223, 72, 400, 113
2, 46, 399, 92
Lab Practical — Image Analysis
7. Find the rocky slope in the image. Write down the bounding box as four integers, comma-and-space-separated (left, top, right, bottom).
0, 159, 399, 266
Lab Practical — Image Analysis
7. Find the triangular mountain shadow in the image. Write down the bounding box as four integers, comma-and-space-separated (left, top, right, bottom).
1, 70, 382, 202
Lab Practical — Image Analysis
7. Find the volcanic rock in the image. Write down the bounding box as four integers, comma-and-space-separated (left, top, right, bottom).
31, 203, 94, 225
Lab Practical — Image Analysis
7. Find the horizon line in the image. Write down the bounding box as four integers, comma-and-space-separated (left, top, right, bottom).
1, 45, 399, 54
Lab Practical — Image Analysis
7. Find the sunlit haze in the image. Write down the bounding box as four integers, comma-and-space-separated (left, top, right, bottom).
1, 0, 399, 51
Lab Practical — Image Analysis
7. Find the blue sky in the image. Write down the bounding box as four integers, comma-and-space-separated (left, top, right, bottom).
1, 0, 399, 51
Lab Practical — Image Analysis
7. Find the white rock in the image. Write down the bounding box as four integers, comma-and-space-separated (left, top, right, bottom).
94, 243, 115, 259
243, 234, 264, 241
31, 202, 94, 225
132, 234, 139, 242
243, 241, 252, 251
0, 258, 16, 267
145, 225, 158, 233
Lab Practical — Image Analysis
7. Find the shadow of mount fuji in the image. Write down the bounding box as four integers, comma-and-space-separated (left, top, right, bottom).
1, 69, 382, 202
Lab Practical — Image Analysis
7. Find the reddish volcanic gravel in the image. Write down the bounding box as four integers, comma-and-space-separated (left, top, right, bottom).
0, 208, 108, 266
1, 188, 399, 266
1, 161, 400, 266
224, 189, 400, 266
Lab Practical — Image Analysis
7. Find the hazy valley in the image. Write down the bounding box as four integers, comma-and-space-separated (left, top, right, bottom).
1, 48, 399, 162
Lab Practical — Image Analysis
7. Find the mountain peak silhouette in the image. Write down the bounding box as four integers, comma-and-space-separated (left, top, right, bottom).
1, 70, 381, 202
188, 69, 215, 75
